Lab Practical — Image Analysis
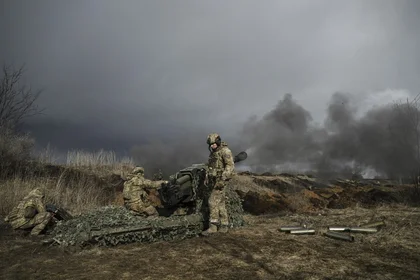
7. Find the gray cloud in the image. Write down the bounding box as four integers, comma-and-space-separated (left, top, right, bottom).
2, 1, 420, 176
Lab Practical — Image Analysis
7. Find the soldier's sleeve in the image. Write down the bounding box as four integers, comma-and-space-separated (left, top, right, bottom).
142, 178, 159, 189
33, 198, 47, 213
151, 180, 165, 189
221, 147, 235, 180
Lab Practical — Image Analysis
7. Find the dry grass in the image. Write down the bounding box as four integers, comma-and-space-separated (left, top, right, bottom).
63, 149, 135, 181
66, 149, 134, 170
0, 170, 116, 217
36, 142, 60, 164
0, 144, 135, 217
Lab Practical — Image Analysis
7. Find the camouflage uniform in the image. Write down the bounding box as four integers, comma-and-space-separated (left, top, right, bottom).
123, 167, 163, 217
205, 133, 235, 234
4, 188, 53, 235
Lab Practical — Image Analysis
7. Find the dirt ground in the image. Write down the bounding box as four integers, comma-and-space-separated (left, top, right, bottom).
1, 204, 419, 280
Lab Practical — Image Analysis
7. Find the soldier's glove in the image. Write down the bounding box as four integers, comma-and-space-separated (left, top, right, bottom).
46, 204, 58, 214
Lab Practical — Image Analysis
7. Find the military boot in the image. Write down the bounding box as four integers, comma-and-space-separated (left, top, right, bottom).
218, 224, 229, 233
202, 223, 218, 236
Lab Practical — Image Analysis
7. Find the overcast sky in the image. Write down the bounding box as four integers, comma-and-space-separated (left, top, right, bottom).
1, 0, 420, 171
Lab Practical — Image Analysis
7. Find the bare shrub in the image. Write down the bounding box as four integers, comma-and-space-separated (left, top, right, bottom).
0, 128, 34, 175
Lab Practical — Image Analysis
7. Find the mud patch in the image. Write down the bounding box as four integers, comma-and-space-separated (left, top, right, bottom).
236, 190, 290, 214
232, 174, 419, 213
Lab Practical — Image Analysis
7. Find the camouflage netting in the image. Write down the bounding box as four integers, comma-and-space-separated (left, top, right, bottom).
225, 185, 245, 228
195, 183, 245, 230
49, 183, 245, 247
50, 206, 204, 247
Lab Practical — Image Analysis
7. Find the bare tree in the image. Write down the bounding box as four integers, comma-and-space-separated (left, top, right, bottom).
0, 64, 43, 130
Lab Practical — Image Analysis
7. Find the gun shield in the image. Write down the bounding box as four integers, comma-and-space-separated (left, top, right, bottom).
324, 231, 354, 242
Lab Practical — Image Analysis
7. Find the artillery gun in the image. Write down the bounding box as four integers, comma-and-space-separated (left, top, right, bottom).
158, 151, 248, 215
48, 151, 248, 247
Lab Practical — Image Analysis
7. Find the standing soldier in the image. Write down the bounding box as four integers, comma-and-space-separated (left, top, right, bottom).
4, 188, 53, 235
203, 133, 235, 234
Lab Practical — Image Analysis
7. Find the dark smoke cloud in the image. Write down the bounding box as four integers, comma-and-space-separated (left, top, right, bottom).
241, 93, 420, 179
241, 94, 317, 164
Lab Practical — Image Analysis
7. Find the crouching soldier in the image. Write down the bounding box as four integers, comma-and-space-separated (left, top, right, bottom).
123, 167, 166, 217
4, 188, 53, 235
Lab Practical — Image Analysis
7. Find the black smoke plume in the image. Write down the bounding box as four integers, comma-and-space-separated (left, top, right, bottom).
239, 93, 420, 179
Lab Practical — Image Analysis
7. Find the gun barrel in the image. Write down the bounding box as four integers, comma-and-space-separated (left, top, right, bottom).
279, 226, 306, 232
325, 231, 354, 242
290, 228, 315, 235
234, 151, 247, 163
176, 175, 191, 185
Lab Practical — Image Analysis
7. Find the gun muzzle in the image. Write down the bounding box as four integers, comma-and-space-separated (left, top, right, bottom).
234, 151, 247, 163
324, 231, 354, 242
176, 175, 191, 185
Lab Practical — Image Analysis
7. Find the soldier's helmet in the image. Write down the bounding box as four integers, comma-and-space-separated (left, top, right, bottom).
131, 166, 145, 176
207, 133, 221, 146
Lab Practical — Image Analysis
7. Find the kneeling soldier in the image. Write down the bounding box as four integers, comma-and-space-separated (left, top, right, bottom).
4, 188, 53, 235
